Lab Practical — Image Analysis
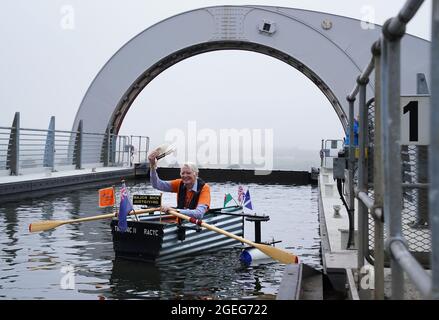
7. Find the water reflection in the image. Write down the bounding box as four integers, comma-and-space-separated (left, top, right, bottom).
0, 180, 321, 299
109, 259, 162, 299
2, 206, 19, 264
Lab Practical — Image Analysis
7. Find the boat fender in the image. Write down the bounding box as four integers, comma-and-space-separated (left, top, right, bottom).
239, 247, 271, 265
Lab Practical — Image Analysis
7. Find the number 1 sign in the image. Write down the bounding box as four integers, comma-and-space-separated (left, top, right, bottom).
401, 95, 430, 145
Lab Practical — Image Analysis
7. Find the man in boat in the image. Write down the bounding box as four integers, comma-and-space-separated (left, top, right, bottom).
148, 150, 211, 219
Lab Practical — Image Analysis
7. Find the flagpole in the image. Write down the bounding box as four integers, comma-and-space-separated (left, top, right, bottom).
159, 192, 163, 224
118, 179, 135, 232
238, 186, 245, 206
112, 185, 116, 215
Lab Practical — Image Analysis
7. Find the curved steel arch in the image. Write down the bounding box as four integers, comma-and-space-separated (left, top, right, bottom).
73, 5, 430, 135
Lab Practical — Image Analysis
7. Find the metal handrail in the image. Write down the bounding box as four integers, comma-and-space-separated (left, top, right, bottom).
348, 56, 376, 100
389, 240, 431, 297
431, 0, 439, 300
344, 0, 433, 300
1, 114, 149, 174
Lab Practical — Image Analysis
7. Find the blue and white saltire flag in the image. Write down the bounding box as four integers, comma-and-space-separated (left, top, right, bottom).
243, 189, 253, 210
118, 181, 133, 232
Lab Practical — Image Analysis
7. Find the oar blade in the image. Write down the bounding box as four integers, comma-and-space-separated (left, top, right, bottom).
254, 243, 299, 264
29, 220, 67, 233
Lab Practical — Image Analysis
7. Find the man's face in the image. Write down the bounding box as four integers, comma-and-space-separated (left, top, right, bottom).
180, 166, 197, 187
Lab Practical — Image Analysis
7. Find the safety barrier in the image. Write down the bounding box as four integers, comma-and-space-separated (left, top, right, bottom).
342, 0, 437, 299
0, 112, 149, 175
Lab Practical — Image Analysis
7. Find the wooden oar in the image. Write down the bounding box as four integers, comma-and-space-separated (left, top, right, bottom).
167, 209, 299, 264
29, 207, 160, 233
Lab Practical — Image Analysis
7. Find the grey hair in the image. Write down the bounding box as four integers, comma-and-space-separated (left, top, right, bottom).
181, 162, 199, 174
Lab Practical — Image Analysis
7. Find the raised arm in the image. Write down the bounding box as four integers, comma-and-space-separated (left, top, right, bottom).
150, 167, 173, 192
148, 149, 173, 192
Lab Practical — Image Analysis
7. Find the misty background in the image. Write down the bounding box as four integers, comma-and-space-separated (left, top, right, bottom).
0, 1, 432, 171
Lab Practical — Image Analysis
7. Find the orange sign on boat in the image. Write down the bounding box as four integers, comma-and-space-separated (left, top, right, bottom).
99, 187, 115, 208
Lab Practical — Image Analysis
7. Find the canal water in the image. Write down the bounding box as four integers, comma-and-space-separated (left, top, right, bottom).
0, 180, 321, 300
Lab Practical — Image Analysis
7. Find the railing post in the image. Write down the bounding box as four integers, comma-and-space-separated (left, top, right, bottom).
146, 136, 150, 163
102, 127, 111, 167
372, 41, 385, 300
415, 74, 429, 228
124, 136, 126, 165
347, 96, 356, 251
138, 136, 142, 164
381, 20, 404, 300
7, 112, 20, 175
74, 120, 83, 169
110, 134, 116, 164
357, 76, 369, 275
117, 135, 121, 165
133, 136, 137, 166
44, 116, 55, 171
429, 0, 439, 300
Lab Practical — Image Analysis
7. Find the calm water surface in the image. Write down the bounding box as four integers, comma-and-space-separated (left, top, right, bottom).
0, 180, 321, 300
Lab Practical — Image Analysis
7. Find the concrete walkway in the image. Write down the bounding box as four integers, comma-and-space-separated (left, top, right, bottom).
318, 166, 427, 300
319, 166, 358, 271
0, 166, 134, 202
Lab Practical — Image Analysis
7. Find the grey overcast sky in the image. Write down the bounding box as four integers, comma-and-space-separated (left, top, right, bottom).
0, 1, 432, 169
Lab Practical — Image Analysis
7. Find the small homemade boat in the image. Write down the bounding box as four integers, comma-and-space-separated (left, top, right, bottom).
110, 206, 246, 262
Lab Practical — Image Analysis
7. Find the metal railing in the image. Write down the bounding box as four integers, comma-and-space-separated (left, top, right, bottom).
343, 0, 437, 299
0, 113, 150, 175
130, 135, 150, 165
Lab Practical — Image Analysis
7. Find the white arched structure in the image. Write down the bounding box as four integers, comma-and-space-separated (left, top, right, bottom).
72, 5, 430, 135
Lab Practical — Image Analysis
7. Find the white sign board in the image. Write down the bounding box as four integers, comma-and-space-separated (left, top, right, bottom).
400, 95, 430, 145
